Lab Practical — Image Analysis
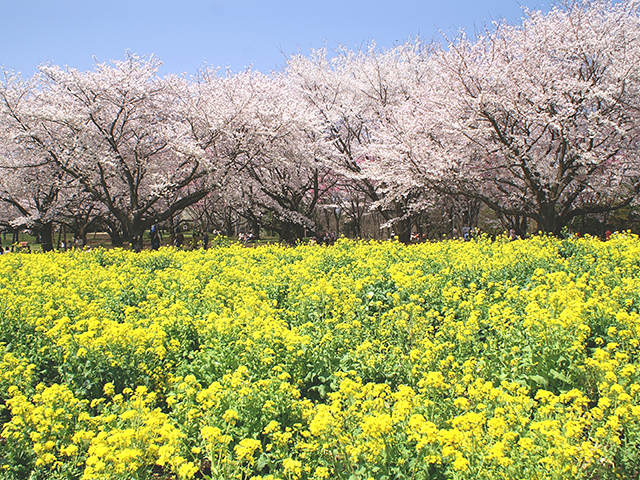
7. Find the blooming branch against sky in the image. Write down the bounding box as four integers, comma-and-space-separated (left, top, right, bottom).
0, 0, 546, 77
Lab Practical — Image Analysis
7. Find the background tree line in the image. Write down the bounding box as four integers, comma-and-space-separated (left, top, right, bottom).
2, 0, 640, 250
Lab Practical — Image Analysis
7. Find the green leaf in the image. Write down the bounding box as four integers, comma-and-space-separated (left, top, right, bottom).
528, 375, 549, 387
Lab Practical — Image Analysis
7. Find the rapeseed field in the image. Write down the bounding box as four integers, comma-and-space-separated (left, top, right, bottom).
0, 235, 639, 479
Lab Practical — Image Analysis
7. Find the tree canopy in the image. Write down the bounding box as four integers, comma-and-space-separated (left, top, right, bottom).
2, 1, 639, 247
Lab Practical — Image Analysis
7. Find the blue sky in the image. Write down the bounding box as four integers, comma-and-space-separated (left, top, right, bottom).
1, 0, 547, 77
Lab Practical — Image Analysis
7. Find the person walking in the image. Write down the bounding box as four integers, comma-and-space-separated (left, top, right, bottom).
150, 225, 161, 250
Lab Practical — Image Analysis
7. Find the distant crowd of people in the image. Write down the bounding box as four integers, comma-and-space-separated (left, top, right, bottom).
312, 230, 337, 245
150, 226, 214, 251
238, 232, 255, 244
450, 226, 482, 241
120, 226, 216, 252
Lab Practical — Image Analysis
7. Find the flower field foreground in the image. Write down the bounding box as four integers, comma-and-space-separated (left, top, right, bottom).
1, 236, 639, 480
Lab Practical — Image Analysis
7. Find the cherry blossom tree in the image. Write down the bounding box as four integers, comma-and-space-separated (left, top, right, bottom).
0, 160, 68, 251
373, 0, 640, 235
228, 71, 336, 242
2, 54, 216, 246
0, 71, 85, 251
287, 42, 440, 242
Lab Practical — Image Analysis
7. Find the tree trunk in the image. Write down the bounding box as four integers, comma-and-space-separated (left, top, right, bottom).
395, 218, 412, 244
105, 223, 124, 247
250, 218, 261, 240
40, 222, 54, 252
224, 209, 234, 237
280, 222, 304, 244
515, 216, 528, 239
